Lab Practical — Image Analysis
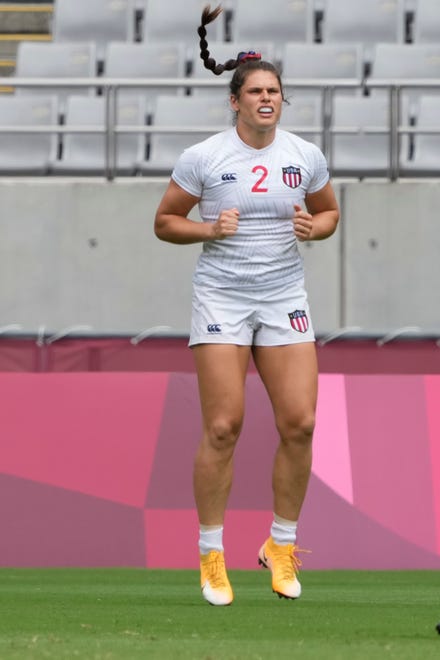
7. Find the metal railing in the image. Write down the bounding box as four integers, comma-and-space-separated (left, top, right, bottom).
2, 324, 440, 345
0, 76, 440, 180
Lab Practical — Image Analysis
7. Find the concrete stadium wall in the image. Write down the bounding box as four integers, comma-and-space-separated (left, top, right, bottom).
0, 178, 439, 336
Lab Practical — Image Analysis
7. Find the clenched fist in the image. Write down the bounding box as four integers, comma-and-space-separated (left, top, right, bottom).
211, 208, 240, 240
293, 204, 313, 242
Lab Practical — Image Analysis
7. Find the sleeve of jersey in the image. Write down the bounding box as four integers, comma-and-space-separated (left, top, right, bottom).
307, 144, 330, 194
171, 147, 203, 198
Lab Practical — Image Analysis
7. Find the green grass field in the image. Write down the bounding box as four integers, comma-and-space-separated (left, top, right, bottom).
0, 569, 439, 659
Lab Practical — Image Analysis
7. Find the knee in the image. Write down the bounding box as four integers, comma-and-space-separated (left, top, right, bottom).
277, 411, 315, 448
205, 416, 243, 453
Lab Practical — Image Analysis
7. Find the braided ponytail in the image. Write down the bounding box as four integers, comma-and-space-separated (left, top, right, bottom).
197, 5, 239, 75
196, 4, 283, 104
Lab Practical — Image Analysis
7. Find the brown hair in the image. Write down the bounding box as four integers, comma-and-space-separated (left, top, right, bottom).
197, 4, 285, 100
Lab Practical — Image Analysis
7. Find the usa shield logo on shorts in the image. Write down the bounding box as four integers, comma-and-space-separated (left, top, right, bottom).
288, 310, 309, 333
282, 166, 302, 189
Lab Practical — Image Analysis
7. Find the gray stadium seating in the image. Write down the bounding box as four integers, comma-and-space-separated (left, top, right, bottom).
322, 0, 405, 43
3, 0, 439, 181
329, 96, 392, 177
140, 95, 230, 175
281, 42, 364, 109
52, 95, 145, 175
400, 95, 440, 176
0, 96, 58, 174
412, 0, 440, 42
14, 42, 97, 113
142, 0, 224, 49
321, 0, 405, 63
368, 43, 440, 114
104, 41, 187, 113
230, 0, 315, 52
278, 97, 323, 148
52, 0, 136, 59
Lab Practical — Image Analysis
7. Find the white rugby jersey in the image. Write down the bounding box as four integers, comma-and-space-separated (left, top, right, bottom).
172, 126, 329, 289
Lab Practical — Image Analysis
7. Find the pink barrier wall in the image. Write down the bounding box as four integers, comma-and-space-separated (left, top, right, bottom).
1, 366, 440, 569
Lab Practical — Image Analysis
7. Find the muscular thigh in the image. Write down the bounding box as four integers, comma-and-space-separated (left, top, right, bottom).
192, 344, 251, 427
252, 343, 318, 424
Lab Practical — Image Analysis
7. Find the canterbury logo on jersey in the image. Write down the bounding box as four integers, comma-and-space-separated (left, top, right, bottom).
207, 324, 222, 333
221, 173, 237, 182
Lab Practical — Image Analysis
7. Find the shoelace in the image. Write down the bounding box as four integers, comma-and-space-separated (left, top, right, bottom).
205, 553, 229, 589
273, 544, 311, 581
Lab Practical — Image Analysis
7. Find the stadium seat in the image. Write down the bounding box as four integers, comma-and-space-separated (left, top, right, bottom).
140, 95, 230, 175
52, 95, 145, 175
142, 0, 224, 49
14, 42, 97, 113
0, 96, 58, 174
281, 42, 364, 109
52, 0, 136, 59
278, 97, 323, 148
400, 95, 440, 176
412, 0, 440, 42
321, 0, 405, 63
190, 41, 276, 98
230, 0, 315, 52
104, 41, 187, 113
368, 43, 440, 113
330, 96, 393, 177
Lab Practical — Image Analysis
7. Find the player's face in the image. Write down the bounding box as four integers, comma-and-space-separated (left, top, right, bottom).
230, 70, 283, 136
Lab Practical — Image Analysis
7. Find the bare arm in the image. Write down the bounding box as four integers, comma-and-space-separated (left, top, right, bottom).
154, 179, 239, 245
293, 181, 340, 242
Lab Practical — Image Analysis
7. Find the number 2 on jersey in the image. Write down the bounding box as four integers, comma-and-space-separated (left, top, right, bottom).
251, 165, 268, 193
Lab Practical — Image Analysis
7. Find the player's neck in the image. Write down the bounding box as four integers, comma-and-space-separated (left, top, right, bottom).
235, 123, 276, 150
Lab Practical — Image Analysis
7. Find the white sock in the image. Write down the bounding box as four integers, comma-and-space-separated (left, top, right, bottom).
199, 525, 224, 555
271, 515, 297, 546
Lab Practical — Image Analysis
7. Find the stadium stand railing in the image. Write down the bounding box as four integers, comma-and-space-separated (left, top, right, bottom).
0, 1, 440, 180
0, 74, 439, 180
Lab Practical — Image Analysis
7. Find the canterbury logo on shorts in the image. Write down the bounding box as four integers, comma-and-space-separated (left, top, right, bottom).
207, 324, 222, 333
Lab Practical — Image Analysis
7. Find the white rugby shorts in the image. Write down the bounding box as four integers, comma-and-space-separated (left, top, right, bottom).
189, 279, 315, 347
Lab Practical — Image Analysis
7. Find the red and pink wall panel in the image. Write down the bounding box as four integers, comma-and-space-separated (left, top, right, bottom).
1, 359, 440, 570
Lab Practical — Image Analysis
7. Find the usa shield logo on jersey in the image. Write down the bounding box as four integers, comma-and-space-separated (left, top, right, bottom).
282, 166, 302, 189
288, 310, 309, 333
